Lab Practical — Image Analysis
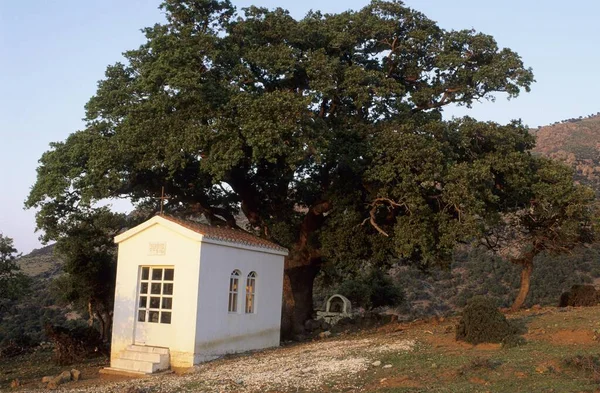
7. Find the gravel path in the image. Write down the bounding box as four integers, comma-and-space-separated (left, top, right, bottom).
51, 336, 416, 393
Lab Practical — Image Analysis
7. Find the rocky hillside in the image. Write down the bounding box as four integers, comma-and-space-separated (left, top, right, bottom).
17, 244, 62, 278
0, 245, 70, 345
533, 114, 600, 194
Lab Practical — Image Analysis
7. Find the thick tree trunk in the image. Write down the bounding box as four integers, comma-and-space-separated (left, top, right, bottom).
281, 262, 319, 339
279, 201, 331, 339
511, 260, 533, 311
101, 312, 112, 342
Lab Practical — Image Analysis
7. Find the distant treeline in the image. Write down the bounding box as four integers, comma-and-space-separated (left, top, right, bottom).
538, 112, 600, 128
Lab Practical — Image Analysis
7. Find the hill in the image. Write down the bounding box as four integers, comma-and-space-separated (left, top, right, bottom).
533, 114, 600, 194
0, 244, 73, 346
16, 244, 62, 278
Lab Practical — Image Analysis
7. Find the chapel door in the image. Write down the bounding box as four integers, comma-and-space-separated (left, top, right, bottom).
134, 266, 174, 345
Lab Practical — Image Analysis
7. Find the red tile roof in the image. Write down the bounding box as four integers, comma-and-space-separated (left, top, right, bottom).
161, 215, 288, 253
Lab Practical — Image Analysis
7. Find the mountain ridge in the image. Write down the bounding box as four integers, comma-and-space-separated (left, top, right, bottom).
532, 114, 600, 194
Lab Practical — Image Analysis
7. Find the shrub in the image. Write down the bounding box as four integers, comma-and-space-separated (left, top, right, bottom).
337, 269, 403, 309
563, 354, 600, 383
558, 285, 599, 307
456, 296, 521, 345
44, 324, 104, 365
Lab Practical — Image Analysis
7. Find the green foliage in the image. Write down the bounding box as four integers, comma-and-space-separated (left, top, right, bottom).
50, 208, 134, 340
455, 296, 520, 345
0, 235, 29, 306
26, 0, 533, 261
25, 0, 537, 330
336, 268, 403, 309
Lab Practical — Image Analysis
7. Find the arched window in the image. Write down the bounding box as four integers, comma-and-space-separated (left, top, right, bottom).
228, 270, 240, 312
245, 271, 257, 314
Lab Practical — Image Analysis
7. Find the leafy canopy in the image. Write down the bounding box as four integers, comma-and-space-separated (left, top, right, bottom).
27, 0, 535, 271
0, 235, 29, 305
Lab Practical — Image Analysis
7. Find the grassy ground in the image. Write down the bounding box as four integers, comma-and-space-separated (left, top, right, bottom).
2, 306, 600, 392
361, 307, 600, 393
0, 350, 112, 391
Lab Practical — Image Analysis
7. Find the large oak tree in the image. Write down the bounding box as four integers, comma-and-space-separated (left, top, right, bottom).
27, 0, 541, 335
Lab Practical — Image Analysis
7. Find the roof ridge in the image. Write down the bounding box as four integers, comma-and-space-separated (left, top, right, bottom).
160, 215, 288, 253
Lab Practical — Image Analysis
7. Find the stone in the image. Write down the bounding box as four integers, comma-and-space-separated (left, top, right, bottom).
304, 319, 319, 332
47, 370, 72, 389
58, 370, 72, 383
383, 364, 392, 369
372, 361, 382, 367
71, 369, 81, 382
41, 376, 53, 383
319, 331, 331, 339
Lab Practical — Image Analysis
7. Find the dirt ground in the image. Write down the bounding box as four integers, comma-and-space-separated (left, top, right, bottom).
3, 305, 600, 392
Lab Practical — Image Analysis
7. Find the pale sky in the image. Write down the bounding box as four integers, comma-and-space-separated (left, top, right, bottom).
1, 0, 599, 253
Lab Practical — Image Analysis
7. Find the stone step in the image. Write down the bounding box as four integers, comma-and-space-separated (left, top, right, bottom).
111, 358, 157, 374
127, 345, 169, 355
119, 350, 163, 363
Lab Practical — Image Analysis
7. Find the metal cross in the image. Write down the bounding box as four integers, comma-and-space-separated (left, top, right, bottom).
157, 186, 168, 215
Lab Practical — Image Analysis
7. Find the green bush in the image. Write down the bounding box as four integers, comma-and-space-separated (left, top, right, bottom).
558, 285, 599, 307
337, 269, 403, 309
456, 296, 522, 345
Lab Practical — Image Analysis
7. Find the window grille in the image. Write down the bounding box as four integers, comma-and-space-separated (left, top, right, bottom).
245, 271, 256, 314
228, 270, 241, 312
137, 266, 174, 324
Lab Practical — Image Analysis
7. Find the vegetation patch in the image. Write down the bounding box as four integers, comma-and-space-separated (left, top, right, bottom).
563, 354, 600, 383
458, 357, 503, 375
559, 285, 600, 307
456, 296, 525, 345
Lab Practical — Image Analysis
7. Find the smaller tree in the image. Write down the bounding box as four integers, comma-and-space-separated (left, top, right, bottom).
483, 158, 597, 311
0, 234, 29, 309
50, 208, 132, 341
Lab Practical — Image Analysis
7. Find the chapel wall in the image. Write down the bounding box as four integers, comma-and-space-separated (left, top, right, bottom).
110, 223, 201, 368
194, 242, 285, 362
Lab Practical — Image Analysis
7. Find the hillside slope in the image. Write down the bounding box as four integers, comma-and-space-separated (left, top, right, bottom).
17, 244, 62, 278
0, 245, 70, 345
533, 114, 600, 194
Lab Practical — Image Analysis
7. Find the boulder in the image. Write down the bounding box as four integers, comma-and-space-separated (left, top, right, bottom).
559, 285, 599, 307
71, 369, 81, 382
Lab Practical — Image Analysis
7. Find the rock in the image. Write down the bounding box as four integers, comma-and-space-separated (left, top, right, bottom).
41, 376, 53, 383
47, 371, 72, 389
304, 319, 320, 332
383, 364, 393, 369
380, 378, 388, 383
58, 370, 72, 383
319, 331, 331, 339
10, 379, 20, 389
372, 361, 382, 367
535, 364, 549, 374
71, 369, 81, 382
292, 334, 307, 342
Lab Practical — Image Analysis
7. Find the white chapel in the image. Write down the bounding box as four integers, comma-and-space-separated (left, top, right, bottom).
106, 215, 287, 373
